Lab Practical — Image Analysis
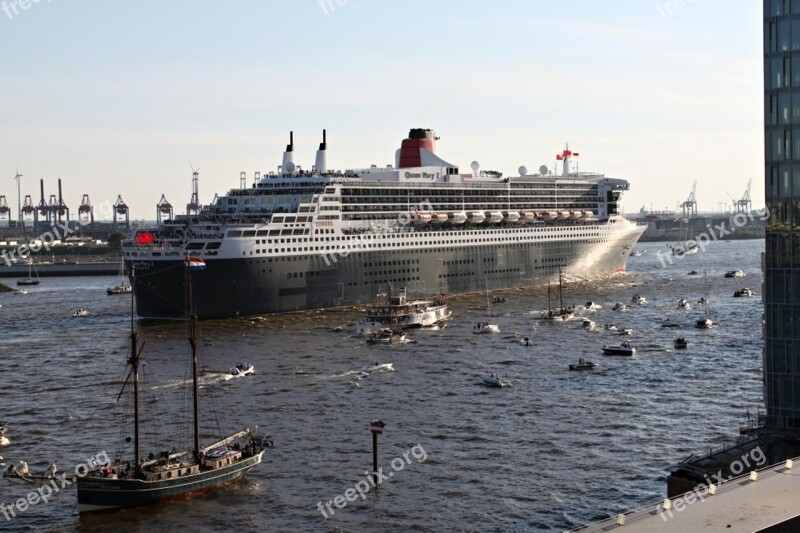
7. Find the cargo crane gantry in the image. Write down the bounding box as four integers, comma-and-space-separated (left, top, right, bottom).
680, 180, 698, 218
737, 179, 753, 214
0, 195, 10, 224
112, 195, 129, 230
157, 194, 173, 224
187, 169, 200, 216
78, 194, 94, 228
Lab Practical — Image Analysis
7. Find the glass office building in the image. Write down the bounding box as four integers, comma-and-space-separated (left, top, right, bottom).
764, 0, 800, 431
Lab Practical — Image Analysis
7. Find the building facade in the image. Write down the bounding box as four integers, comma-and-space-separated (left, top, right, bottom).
764, 0, 800, 431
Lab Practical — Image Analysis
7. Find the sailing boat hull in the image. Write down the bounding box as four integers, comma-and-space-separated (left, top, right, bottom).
76, 451, 263, 513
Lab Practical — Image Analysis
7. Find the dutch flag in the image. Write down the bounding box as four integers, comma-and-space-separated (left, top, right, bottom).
187, 256, 206, 271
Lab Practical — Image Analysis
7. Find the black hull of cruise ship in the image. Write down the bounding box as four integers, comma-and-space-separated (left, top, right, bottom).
129, 227, 645, 320
76, 452, 263, 513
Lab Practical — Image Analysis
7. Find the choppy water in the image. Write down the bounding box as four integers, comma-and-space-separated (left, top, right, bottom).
0, 240, 764, 532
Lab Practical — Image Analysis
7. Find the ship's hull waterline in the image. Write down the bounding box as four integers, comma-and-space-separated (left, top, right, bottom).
130, 223, 644, 320
76, 452, 264, 513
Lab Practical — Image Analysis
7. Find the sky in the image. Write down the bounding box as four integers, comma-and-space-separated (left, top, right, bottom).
0, 0, 763, 221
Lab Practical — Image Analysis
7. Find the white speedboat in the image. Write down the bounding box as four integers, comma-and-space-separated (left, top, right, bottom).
582, 319, 596, 331
584, 301, 602, 310
677, 299, 691, 310
569, 359, 599, 371
725, 269, 745, 278
361, 362, 395, 373
631, 294, 646, 305
519, 336, 533, 346
612, 302, 628, 311
72, 308, 89, 318
230, 362, 254, 377
695, 315, 713, 329
733, 288, 754, 297
601, 342, 636, 356
482, 375, 512, 388
366, 329, 407, 345
473, 322, 500, 334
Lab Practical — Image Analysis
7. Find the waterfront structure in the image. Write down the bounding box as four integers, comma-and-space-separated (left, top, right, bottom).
123, 128, 645, 319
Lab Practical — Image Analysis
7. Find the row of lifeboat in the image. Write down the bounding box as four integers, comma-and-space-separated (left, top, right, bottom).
413, 210, 593, 226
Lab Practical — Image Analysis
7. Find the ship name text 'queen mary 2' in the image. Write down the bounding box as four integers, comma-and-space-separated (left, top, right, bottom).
123, 128, 645, 319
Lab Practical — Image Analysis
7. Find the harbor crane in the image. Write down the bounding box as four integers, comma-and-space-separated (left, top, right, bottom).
112, 195, 130, 230
156, 194, 174, 224
680, 180, 698, 218
187, 168, 200, 216
0, 195, 10, 223
736, 179, 752, 213
78, 194, 94, 227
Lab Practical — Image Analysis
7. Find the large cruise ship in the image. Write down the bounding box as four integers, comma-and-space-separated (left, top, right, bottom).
123, 128, 646, 319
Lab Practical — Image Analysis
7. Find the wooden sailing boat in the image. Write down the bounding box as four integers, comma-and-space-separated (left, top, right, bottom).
695, 270, 713, 329
473, 280, 500, 334
106, 259, 131, 295
541, 269, 574, 321
76, 258, 269, 513
16, 263, 40, 286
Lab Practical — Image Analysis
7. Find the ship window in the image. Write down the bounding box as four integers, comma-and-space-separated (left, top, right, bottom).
227, 231, 243, 238
256, 230, 269, 236
243, 231, 256, 237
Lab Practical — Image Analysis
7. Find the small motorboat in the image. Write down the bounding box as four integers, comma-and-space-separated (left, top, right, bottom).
72, 308, 89, 318
725, 269, 745, 279
367, 329, 407, 344
733, 288, 754, 298
569, 358, 599, 371
584, 301, 602, 310
473, 322, 500, 334
491, 296, 508, 304
695, 315, 714, 329
230, 362, 255, 377
106, 283, 132, 295
688, 270, 699, 276
612, 302, 628, 311
674, 337, 688, 349
482, 374, 512, 388
697, 296, 708, 305
582, 319, 596, 331
601, 342, 636, 356
361, 362, 395, 373
661, 320, 681, 329
677, 299, 691, 310
519, 336, 533, 346
631, 294, 646, 305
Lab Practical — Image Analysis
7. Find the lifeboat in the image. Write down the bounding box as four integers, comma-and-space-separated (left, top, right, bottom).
451, 211, 468, 224
559, 211, 571, 219
430, 213, 448, 224
469, 211, 486, 224
488, 211, 503, 224
571, 210, 583, 219
583, 210, 594, 218
504, 211, 520, 223
413, 212, 432, 225
521, 211, 537, 222
545, 211, 559, 220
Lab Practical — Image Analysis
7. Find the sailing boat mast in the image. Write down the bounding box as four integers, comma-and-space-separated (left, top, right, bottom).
130, 266, 141, 470
185, 259, 201, 461
558, 269, 565, 311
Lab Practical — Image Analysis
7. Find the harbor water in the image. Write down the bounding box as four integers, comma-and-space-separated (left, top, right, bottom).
0, 240, 764, 532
